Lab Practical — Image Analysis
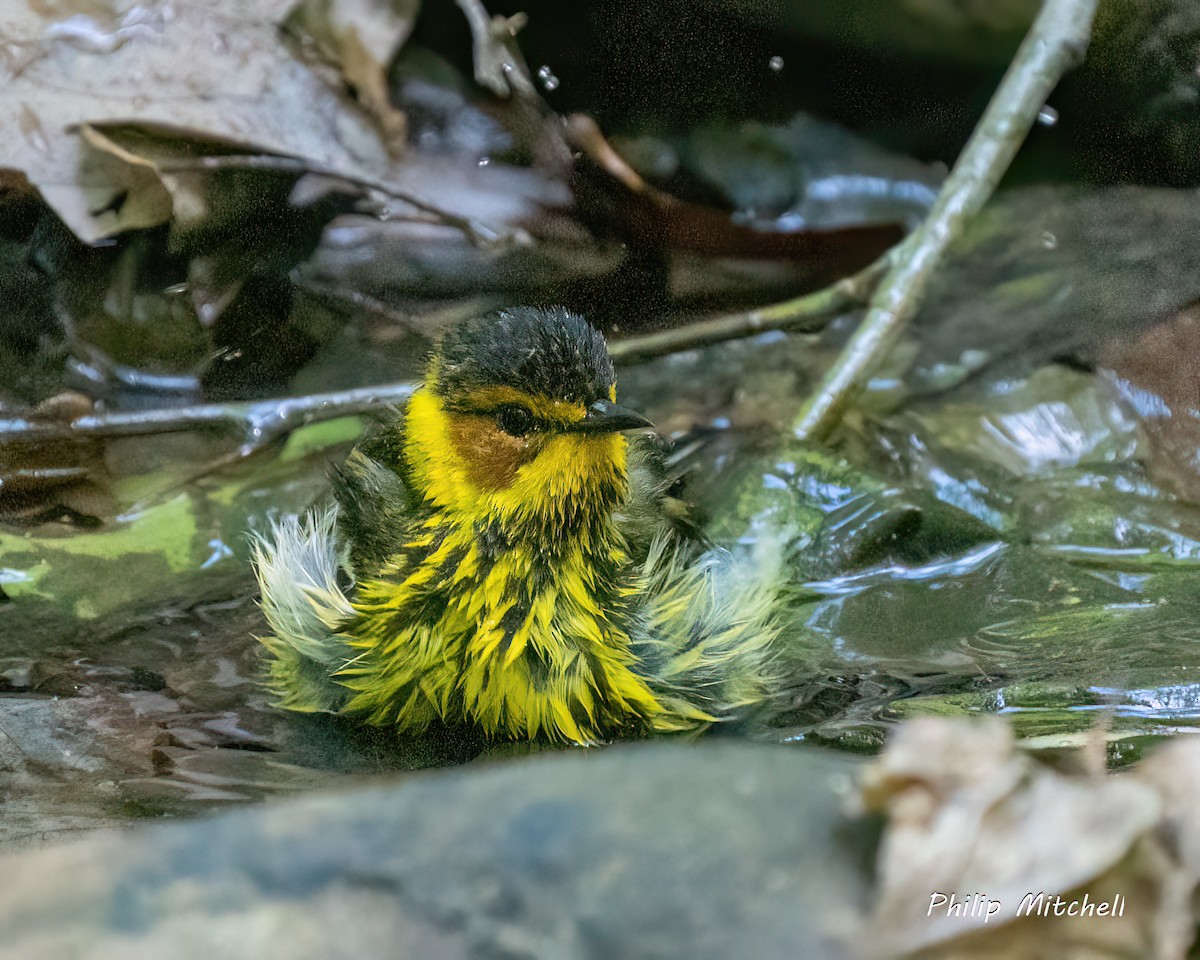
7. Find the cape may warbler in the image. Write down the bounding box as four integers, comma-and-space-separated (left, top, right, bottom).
253, 306, 784, 744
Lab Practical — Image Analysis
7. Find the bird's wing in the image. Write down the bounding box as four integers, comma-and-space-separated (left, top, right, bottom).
618, 434, 703, 566
331, 420, 421, 580
252, 503, 356, 713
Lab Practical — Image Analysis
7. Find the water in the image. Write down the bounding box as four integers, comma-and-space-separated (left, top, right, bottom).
6, 329, 1200, 845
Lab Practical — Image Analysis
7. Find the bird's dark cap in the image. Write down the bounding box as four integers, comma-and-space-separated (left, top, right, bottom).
434, 306, 616, 408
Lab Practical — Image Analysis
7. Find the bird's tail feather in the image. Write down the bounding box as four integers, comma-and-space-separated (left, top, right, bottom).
251, 504, 356, 714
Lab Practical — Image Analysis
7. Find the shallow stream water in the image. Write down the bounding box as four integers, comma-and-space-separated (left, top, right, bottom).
5, 324, 1200, 847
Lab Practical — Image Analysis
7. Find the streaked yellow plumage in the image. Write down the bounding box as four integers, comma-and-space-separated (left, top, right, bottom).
253, 306, 784, 744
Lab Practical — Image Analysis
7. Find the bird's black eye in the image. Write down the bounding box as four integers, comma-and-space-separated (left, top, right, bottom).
496, 404, 536, 437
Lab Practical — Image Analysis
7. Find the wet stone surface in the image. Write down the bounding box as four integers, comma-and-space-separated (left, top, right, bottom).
0, 740, 870, 960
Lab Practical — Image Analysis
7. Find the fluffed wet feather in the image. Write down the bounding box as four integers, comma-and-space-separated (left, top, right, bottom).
251, 504, 355, 714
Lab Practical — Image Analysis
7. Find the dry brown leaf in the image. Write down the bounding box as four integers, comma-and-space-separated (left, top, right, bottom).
0, 0, 389, 242
285, 0, 419, 154
861, 717, 1176, 959
1135, 738, 1200, 959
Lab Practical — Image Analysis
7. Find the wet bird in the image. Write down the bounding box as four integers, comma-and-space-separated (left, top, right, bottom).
253, 306, 784, 744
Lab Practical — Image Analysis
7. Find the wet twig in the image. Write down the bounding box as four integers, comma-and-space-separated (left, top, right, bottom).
609, 259, 886, 365
153, 154, 502, 246
565, 113, 657, 194
454, 0, 535, 98
791, 0, 1098, 442
0, 384, 414, 451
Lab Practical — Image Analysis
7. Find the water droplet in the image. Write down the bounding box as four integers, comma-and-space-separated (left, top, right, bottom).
536, 65, 560, 91
1041, 231, 1058, 249
768, 55, 784, 72
1037, 105, 1059, 126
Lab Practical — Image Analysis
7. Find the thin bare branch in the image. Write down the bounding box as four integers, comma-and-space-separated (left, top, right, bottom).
610, 258, 886, 365
454, 0, 535, 98
0, 383, 414, 450
792, 0, 1098, 442
154, 154, 502, 246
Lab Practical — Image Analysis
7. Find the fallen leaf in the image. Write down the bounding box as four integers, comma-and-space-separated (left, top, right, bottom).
0, 0, 389, 242
861, 717, 1172, 959
285, 0, 420, 154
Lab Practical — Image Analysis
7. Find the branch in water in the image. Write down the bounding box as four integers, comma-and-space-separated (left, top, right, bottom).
0, 384, 414, 452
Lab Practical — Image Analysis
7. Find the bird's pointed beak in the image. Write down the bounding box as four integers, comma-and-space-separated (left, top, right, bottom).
568, 398, 655, 434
